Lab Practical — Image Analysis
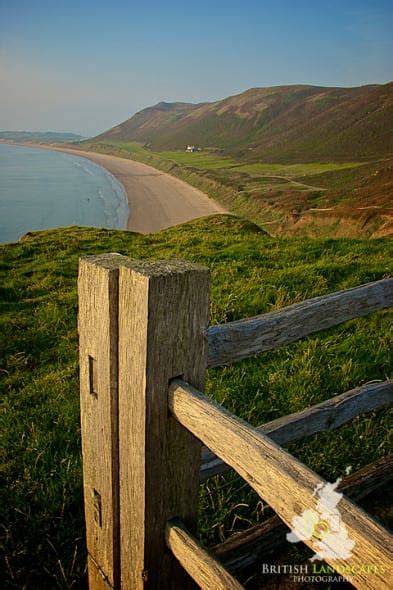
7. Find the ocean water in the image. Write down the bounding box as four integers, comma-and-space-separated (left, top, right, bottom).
0, 144, 129, 243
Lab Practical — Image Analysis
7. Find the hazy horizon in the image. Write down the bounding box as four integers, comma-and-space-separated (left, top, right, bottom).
1, 0, 392, 136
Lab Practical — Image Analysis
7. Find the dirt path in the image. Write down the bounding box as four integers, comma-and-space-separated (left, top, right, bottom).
308, 205, 390, 212
263, 175, 328, 191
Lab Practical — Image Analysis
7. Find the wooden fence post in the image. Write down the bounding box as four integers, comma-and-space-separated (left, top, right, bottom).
118, 260, 210, 589
78, 254, 128, 589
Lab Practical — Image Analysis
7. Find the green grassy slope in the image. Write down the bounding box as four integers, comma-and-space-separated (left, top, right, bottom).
80, 139, 393, 238
1, 216, 392, 588
99, 83, 393, 162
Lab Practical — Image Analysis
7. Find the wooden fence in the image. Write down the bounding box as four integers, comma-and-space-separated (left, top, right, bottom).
78, 254, 393, 589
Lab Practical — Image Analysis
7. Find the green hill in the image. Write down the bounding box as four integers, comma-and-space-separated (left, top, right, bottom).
99, 83, 393, 162
1, 216, 392, 587
0, 131, 84, 143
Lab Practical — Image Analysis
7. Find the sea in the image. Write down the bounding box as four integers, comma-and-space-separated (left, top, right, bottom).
0, 143, 129, 244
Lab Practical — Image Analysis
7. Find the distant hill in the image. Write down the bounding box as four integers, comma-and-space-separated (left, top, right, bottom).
0, 131, 84, 143
98, 83, 393, 162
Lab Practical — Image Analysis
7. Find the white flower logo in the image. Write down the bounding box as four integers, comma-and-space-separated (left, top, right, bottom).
286, 477, 355, 561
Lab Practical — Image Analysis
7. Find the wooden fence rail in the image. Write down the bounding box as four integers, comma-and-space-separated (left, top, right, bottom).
78, 255, 393, 590
169, 379, 392, 588
166, 519, 242, 590
207, 278, 393, 367
213, 455, 393, 574
200, 380, 393, 480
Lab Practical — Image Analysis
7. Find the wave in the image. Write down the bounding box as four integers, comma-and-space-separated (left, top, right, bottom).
96, 182, 128, 229
69, 154, 128, 228
70, 160, 94, 176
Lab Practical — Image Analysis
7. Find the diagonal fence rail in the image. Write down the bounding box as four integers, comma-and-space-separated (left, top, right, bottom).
78, 255, 393, 589
169, 378, 392, 587
200, 380, 393, 480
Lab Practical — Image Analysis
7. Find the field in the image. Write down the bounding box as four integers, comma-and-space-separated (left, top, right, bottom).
80, 139, 393, 238
1, 215, 392, 588
83, 140, 363, 176
156, 150, 236, 169
88, 139, 237, 168
230, 161, 364, 177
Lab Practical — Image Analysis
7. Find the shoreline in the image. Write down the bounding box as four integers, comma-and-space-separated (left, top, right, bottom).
3, 142, 226, 233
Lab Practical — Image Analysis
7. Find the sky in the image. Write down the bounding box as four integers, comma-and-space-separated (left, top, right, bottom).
1, 0, 392, 137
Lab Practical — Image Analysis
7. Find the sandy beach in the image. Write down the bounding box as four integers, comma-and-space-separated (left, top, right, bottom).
27, 145, 227, 233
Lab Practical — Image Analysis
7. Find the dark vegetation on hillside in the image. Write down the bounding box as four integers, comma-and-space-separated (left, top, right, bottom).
99, 83, 393, 162
1, 216, 392, 588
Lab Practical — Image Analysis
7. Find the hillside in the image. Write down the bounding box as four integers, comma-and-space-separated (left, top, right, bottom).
79, 138, 393, 238
1, 215, 392, 587
98, 83, 393, 162
100, 101, 200, 144
0, 131, 84, 143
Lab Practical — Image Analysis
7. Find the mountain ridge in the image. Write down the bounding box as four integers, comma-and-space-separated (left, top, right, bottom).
98, 82, 393, 162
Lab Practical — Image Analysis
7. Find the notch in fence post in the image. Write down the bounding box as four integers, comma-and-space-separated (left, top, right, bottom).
118, 260, 210, 589
78, 254, 128, 590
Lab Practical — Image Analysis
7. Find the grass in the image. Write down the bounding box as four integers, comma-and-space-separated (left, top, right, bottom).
1, 215, 392, 588
88, 140, 236, 168
79, 139, 392, 238
95, 139, 147, 154
156, 150, 236, 169
86, 141, 363, 177
230, 162, 364, 177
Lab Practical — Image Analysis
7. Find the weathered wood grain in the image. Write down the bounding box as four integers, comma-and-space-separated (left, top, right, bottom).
87, 555, 115, 590
118, 260, 210, 589
170, 379, 393, 589
213, 455, 393, 573
166, 519, 243, 590
78, 254, 129, 589
200, 380, 393, 480
208, 278, 393, 367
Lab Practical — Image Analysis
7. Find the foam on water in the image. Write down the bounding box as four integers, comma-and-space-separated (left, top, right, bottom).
71, 159, 94, 176
0, 144, 129, 243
